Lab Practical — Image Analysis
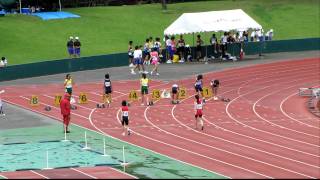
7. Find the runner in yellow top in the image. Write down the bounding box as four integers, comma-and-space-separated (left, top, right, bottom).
64, 74, 74, 95
140, 73, 151, 106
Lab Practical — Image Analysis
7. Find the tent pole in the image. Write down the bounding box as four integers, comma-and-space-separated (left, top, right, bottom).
205, 32, 207, 59
192, 33, 195, 61
19, 0, 22, 14
59, 0, 62, 12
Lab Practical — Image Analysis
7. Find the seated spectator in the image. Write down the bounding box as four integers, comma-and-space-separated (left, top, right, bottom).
0, 57, 7, 68
222, 52, 237, 61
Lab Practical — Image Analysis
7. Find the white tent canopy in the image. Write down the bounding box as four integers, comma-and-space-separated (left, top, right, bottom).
164, 9, 262, 35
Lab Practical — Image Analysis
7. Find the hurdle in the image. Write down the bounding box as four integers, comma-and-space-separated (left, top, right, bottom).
120, 146, 130, 172
82, 131, 91, 150
101, 137, 110, 157
299, 88, 320, 97
61, 130, 69, 142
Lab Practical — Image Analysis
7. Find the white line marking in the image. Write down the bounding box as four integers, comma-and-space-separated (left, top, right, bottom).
252, 82, 320, 137
280, 92, 320, 128
30, 170, 49, 179
70, 168, 97, 179
226, 75, 320, 148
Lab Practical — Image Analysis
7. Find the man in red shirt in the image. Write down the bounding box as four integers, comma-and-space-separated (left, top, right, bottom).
60, 93, 71, 133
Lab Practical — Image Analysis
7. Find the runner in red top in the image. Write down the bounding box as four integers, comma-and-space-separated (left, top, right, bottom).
194, 94, 204, 130
60, 93, 71, 133
121, 100, 131, 136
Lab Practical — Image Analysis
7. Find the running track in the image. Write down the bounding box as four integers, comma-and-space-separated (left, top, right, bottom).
2, 58, 320, 178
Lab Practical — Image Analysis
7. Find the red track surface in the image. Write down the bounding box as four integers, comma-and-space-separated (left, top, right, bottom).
2, 58, 320, 178
0, 166, 136, 179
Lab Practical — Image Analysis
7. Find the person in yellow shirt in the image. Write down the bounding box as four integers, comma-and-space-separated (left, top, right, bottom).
64, 74, 74, 95
140, 73, 151, 106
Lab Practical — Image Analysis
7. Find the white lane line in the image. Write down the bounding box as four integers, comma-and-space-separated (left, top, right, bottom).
171, 103, 320, 169
0, 174, 7, 179
70, 168, 97, 179
109, 167, 138, 179
30, 170, 49, 179
253, 82, 320, 137
114, 108, 233, 179
226, 74, 320, 148
280, 92, 320, 128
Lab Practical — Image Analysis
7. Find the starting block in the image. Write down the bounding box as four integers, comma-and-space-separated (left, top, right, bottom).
96, 103, 106, 108
148, 101, 154, 106
44, 106, 51, 111
171, 100, 180, 104
221, 98, 231, 102
71, 105, 77, 110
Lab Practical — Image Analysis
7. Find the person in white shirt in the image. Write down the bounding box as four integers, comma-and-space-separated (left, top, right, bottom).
269, 29, 273, 40
0, 57, 7, 68
131, 46, 142, 74
165, 36, 172, 63
250, 31, 256, 42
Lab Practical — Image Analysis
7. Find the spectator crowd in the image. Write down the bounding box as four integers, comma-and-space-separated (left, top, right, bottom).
127, 28, 273, 65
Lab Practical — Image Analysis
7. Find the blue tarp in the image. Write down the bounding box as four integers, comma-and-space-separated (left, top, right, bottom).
31, 11, 80, 20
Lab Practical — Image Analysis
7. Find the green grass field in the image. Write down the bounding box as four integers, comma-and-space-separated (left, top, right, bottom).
0, 0, 319, 65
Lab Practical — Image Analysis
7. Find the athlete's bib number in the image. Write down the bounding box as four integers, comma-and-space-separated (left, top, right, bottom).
202, 87, 212, 98
105, 82, 111, 87
123, 111, 129, 117
152, 89, 161, 100
30, 95, 39, 106
79, 93, 88, 104
196, 104, 203, 110
178, 87, 187, 99
54, 94, 62, 106
129, 90, 139, 101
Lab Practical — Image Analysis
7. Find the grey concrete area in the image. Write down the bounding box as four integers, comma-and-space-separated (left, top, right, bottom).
0, 50, 318, 131
0, 103, 59, 130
